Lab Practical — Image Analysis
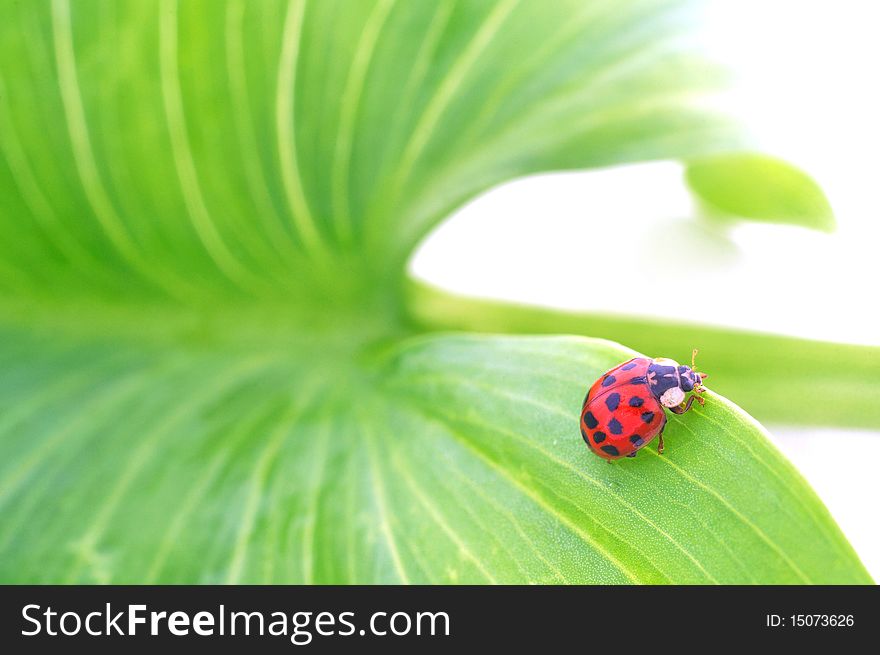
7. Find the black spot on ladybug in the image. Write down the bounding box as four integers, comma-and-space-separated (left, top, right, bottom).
621, 361, 638, 371
605, 393, 620, 411
602, 375, 616, 387
641, 411, 655, 424
628, 396, 644, 407
630, 435, 645, 446
629, 376, 647, 385
581, 427, 594, 449
584, 411, 598, 429
593, 431, 606, 444
608, 417, 623, 435
601, 445, 620, 456
626, 451, 637, 458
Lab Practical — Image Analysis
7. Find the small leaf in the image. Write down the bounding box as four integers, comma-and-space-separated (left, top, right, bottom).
686, 154, 835, 231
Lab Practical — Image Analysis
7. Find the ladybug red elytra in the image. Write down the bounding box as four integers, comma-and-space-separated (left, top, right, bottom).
580, 349, 707, 460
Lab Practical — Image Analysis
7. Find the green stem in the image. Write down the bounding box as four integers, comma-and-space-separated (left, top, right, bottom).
407, 280, 880, 429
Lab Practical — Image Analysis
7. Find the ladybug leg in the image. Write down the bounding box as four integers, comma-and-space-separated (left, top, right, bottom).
657, 430, 665, 455
669, 394, 700, 415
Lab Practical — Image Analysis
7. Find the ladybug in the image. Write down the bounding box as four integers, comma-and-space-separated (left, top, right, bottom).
580, 349, 707, 460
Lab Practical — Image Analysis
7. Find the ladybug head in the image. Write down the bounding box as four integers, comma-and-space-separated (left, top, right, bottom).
679, 348, 708, 393
678, 366, 701, 392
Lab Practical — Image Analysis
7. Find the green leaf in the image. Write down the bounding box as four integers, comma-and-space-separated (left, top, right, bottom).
0, 0, 866, 583
0, 324, 869, 583
686, 154, 835, 231
0, 0, 763, 300
410, 281, 880, 429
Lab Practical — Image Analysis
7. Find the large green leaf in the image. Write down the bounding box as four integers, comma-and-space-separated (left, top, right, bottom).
0, 0, 783, 301
0, 0, 869, 583
0, 324, 869, 583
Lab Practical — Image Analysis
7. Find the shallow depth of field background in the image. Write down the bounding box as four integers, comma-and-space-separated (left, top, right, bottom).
0, 0, 873, 585
412, 0, 880, 576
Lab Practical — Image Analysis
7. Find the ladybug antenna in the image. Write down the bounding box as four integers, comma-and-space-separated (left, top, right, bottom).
692, 348, 708, 386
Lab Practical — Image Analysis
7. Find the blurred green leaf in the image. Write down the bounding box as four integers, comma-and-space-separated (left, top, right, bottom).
0, 0, 864, 583
0, 0, 764, 300
686, 154, 835, 231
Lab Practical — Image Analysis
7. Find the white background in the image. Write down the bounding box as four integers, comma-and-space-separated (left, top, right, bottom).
411, 0, 880, 578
